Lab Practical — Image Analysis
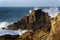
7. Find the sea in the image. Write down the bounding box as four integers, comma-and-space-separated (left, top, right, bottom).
0, 7, 60, 29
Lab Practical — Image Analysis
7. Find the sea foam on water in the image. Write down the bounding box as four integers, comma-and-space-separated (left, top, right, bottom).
43, 7, 60, 18
0, 22, 10, 30
0, 22, 28, 35
29, 7, 60, 18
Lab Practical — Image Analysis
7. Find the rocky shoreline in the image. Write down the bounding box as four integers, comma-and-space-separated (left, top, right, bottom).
7, 9, 51, 31
0, 9, 60, 40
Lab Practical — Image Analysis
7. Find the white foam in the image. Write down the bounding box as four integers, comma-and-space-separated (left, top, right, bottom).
43, 7, 60, 18
0, 22, 11, 30
29, 7, 60, 18
34, 7, 39, 10
29, 10, 32, 14
0, 21, 28, 36
29, 7, 39, 14
0, 29, 28, 36
17, 29, 28, 35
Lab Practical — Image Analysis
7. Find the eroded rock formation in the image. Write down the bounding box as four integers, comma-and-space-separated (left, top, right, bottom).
19, 29, 49, 40
5, 9, 51, 40
1, 9, 60, 40
7, 9, 51, 31
47, 13, 60, 40
18, 13, 60, 40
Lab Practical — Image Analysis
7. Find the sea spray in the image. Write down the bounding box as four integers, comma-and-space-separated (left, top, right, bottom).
29, 7, 60, 18
0, 21, 28, 35
43, 7, 60, 17
0, 29, 28, 36
29, 7, 39, 14
0, 22, 11, 29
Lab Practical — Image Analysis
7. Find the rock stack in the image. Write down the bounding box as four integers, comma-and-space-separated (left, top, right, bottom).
7, 9, 51, 31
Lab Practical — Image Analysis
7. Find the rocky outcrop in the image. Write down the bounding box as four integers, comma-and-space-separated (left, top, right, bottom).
19, 29, 49, 40
18, 13, 60, 40
1, 9, 60, 40
7, 9, 51, 31
47, 13, 60, 40
5, 9, 51, 40
51, 13, 60, 33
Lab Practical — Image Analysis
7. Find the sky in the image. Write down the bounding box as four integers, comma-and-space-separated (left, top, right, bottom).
0, 0, 60, 7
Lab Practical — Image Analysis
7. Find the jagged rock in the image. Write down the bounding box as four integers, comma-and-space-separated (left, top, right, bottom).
50, 13, 60, 33
6, 9, 51, 40
7, 9, 51, 31
47, 13, 60, 40
19, 30, 33, 40
19, 13, 60, 40
1, 9, 60, 40
19, 29, 49, 40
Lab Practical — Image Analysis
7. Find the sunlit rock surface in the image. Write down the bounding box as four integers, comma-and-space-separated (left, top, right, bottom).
47, 13, 60, 40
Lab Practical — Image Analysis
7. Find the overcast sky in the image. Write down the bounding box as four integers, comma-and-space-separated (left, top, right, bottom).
0, 0, 60, 7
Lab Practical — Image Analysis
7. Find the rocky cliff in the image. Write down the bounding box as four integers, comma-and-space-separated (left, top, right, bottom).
19, 29, 49, 40
18, 12, 60, 40
0, 10, 60, 40
7, 9, 51, 31
47, 13, 60, 40
0, 8, 60, 40
3, 9, 51, 40
3, 9, 60, 40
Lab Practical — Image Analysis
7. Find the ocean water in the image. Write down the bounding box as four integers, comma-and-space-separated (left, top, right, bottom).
0, 7, 33, 22
0, 7, 60, 29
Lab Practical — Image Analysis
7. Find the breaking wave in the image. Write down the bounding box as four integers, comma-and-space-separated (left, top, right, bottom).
0, 21, 28, 35
29, 7, 39, 14
0, 22, 11, 30
29, 7, 60, 18
43, 7, 60, 17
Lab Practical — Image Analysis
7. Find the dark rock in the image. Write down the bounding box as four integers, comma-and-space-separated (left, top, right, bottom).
7, 9, 51, 31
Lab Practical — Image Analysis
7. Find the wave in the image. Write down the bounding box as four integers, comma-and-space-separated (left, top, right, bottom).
43, 7, 60, 18
34, 7, 39, 10
29, 7, 60, 18
29, 7, 39, 14
0, 29, 28, 36
29, 10, 32, 14
0, 22, 12, 30
0, 21, 28, 35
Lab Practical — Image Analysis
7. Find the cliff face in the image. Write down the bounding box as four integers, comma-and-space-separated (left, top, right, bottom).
7, 9, 51, 31
19, 29, 49, 40
1, 9, 60, 40
5, 9, 51, 40
17, 13, 60, 40
47, 13, 60, 40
